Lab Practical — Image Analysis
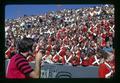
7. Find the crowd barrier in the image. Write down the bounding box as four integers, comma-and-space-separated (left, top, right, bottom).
5, 59, 98, 78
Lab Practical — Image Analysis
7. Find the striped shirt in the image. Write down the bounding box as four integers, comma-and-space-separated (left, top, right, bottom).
6, 54, 33, 78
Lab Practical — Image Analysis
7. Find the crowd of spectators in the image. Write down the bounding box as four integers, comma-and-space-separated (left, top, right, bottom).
5, 5, 115, 67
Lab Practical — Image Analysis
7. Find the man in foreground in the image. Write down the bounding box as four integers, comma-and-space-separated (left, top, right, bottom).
6, 38, 42, 78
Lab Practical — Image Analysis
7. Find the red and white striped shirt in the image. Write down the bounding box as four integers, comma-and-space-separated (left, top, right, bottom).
6, 54, 33, 78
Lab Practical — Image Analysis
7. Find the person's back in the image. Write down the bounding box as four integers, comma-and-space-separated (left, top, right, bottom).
6, 53, 32, 78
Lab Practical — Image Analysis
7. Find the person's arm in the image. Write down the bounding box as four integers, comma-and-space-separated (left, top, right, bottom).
15, 51, 42, 78
29, 51, 42, 78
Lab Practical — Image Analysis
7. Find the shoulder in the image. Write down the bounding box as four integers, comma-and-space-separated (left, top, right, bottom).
14, 54, 25, 59
10, 53, 20, 59
14, 54, 27, 63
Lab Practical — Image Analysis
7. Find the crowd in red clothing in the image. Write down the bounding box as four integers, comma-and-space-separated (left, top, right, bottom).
5, 4, 115, 78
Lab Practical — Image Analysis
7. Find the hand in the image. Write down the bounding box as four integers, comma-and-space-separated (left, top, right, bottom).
35, 51, 43, 62
35, 44, 40, 52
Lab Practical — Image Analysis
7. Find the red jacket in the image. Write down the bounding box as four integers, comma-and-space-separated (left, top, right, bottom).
81, 58, 89, 66
98, 62, 114, 78
52, 54, 59, 63
88, 56, 95, 66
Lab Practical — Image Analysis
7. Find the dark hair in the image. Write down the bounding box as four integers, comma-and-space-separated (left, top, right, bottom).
17, 38, 34, 53
97, 49, 108, 59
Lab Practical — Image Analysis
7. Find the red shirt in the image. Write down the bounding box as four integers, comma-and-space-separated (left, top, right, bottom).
96, 24, 101, 35
46, 45, 52, 52
98, 61, 114, 78
71, 59, 77, 66
101, 19, 106, 26
59, 46, 66, 64
82, 25, 87, 32
75, 50, 81, 65
52, 54, 59, 63
88, 33, 93, 40
6, 54, 33, 78
63, 36, 68, 44
98, 62, 110, 78
56, 31, 61, 40
59, 46, 66, 57
102, 33, 106, 39
107, 32, 113, 37
46, 50, 50, 56
81, 58, 89, 66
101, 39, 106, 47
88, 56, 95, 66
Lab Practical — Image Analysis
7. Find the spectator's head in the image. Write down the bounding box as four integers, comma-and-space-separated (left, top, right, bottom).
17, 37, 34, 54
97, 49, 108, 60
106, 41, 110, 47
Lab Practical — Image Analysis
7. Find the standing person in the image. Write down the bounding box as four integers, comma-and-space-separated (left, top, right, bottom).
6, 38, 42, 78
98, 49, 114, 78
